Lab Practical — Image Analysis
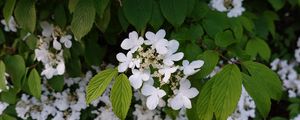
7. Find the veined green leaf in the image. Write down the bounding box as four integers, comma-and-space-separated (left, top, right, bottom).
245, 37, 271, 61
110, 74, 132, 120
71, 0, 96, 40
86, 68, 118, 104
195, 50, 219, 79
14, 0, 36, 33
28, 68, 41, 99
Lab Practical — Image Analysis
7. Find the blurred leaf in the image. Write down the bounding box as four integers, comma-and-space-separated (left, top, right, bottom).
123, 0, 152, 31
4, 55, 26, 89
48, 75, 64, 92
118, 8, 129, 31
215, 30, 236, 48
202, 11, 229, 37
54, 4, 67, 28
239, 16, 254, 32
14, 0, 36, 33
0, 29, 4, 45
245, 37, 271, 61
159, 0, 187, 27
68, 0, 79, 13
0, 114, 16, 120
149, 1, 164, 31
0, 61, 7, 91
95, 3, 111, 32
171, 24, 204, 43
110, 74, 132, 120
94, 0, 110, 17
71, 0, 96, 40
86, 68, 118, 104
268, 0, 285, 11
27, 68, 41, 99
3, 0, 16, 23
184, 43, 202, 60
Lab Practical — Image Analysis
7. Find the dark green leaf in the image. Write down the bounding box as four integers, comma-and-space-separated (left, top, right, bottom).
48, 75, 64, 92
3, 0, 16, 23
215, 30, 236, 48
27, 68, 41, 99
4, 55, 26, 89
149, 1, 164, 31
268, 0, 285, 11
159, 0, 187, 27
14, 0, 36, 33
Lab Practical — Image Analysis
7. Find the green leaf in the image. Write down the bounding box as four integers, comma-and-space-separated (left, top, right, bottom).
1, 88, 18, 104
94, 0, 110, 17
3, 0, 16, 23
110, 74, 132, 120
27, 68, 41, 99
215, 30, 236, 48
0, 61, 7, 91
149, 1, 164, 31
86, 68, 118, 104
118, 8, 129, 31
184, 43, 202, 60
159, 0, 187, 27
4, 55, 26, 89
25, 34, 37, 50
197, 64, 242, 120
268, 0, 285, 11
239, 16, 254, 32
242, 73, 271, 118
95, 3, 111, 32
122, 0, 152, 31
48, 75, 64, 92
54, 4, 67, 28
242, 61, 282, 100
195, 50, 219, 79
0, 114, 16, 120
0, 29, 5, 45
202, 11, 229, 37
245, 37, 271, 61
68, 0, 79, 13
71, 0, 96, 40
14, 0, 36, 33
171, 24, 204, 43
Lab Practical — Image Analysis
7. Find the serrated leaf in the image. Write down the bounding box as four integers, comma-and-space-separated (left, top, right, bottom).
3, 0, 16, 23
242, 73, 271, 118
245, 37, 271, 61
242, 61, 282, 100
71, 0, 96, 40
149, 1, 164, 31
4, 55, 26, 89
28, 68, 41, 99
195, 50, 219, 79
159, 0, 187, 27
110, 74, 132, 120
0, 61, 7, 91
215, 30, 236, 48
14, 0, 36, 33
86, 68, 118, 104
123, 0, 152, 31
197, 64, 242, 120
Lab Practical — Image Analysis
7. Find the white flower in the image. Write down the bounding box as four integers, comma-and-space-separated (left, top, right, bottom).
210, 0, 227, 12
181, 60, 204, 76
56, 60, 65, 75
145, 29, 169, 55
40, 21, 54, 37
129, 69, 151, 89
163, 40, 184, 66
1, 16, 17, 32
295, 49, 300, 63
0, 102, 9, 115
34, 48, 50, 64
169, 80, 199, 110
121, 31, 144, 52
141, 84, 166, 110
116, 51, 140, 72
60, 35, 72, 48
41, 65, 56, 79
53, 39, 62, 50
227, 7, 245, 18
158, 66, 178, 83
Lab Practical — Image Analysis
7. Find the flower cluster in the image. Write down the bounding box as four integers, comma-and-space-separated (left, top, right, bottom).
34, 22, 72, 79
116, 29, 203, 110
210, 0, 245, 17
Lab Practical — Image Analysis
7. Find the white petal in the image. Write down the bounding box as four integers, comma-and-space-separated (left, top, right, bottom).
179, 80, 191, 90
53, 39, 62, 50
182, 60, 189, 67
118, 62, 128, 72
146, 95, 159, 110
170, 52, 184, 61
120, 38, 133, 50
64, 39, 72, 48
182, 88, 199, 98
169, 95, 183, 110
155, 39, 168, 54
145, 31, 156, 42
156, 29, 166, 39
129, 74, 143, 89
167, 40, 179, 53
129, 31, 138, 40
141, 69, 150, 81
182, 96, 192, 109
116, 53, 127, 62
162, 73, 171, 83
141, 84, 156, 96
156, 89, 166, 98
56, 62, 65, 75
191, 60, 204, 68
163, 58, 174, 66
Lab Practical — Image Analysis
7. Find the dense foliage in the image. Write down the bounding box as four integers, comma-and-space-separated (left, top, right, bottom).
0, 0, 299, 120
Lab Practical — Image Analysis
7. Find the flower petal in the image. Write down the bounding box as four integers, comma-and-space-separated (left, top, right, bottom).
170, 52, 184, 61
182, 96, 192, 109
53, 39, 62, 50
191, 60, 204, 68
129, 74, 143, 89
116, 53, 127, 62
120, 38, 133, 50
179, 80, 191, 90
146, 95, 159, 110
64, 39, 72, 48
141, 84, 156, 96
167, 40, 179, 53
182, 88, 199, 98
156, 29, 166, 39
118, 62, 128, 72
169, 95, 183, 110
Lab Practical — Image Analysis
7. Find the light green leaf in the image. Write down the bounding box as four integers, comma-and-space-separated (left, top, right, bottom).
86, 68, 118, 104
215, 30, 236, 48
195, 50, 219, 79
68, 0, 79, 13
242, 73, 271, 118
242, 61, 282, 100
122, 0, 152, 31
197, 64, 242, 120
202, 11, 229, 37
3, 0, 16, 23
159, 0, 187, 27
0, 114, 16, 120
14, 0, 36, 33
71, 0, 96, 40
245, 37, 271, 61
0, 61, 7, 91
149, 1, 164, 31
268, 0, 285, 11
28, 68, 41, 99
110, 74, 132, 120
239, 16, 254, 32
4, 55, 26, 89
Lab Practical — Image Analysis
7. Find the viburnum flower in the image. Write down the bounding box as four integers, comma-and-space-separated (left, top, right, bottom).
129, 69, 151, 89
60, 35, 72, 48
121, 31, 144, 52
181, 60, 204, 76
141, 84, 166, 110
144, 29, 169, 55
116, 51, 140, 72
169, 80, 199, 110
1, 16, 17, 32
163, 40, 184, 66
158, 66, 178, 83
40, 21, 54, 37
